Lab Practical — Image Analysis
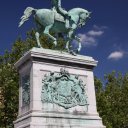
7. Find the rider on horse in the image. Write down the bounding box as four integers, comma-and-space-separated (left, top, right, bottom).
51, 0, 71, 29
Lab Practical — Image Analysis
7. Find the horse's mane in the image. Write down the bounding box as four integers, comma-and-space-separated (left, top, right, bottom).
68, 8, 87, 14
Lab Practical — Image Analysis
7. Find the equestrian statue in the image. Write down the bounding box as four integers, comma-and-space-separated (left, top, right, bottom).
19, 0, 91, 55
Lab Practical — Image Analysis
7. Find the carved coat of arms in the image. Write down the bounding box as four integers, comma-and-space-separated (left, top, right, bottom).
41, 68, 88, 109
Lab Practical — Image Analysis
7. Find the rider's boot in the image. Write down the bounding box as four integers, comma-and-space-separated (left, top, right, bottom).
65, 19, 70, 29
65, 15, 71, 29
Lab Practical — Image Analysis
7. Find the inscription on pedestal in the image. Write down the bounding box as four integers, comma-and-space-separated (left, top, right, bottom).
41, 68, 88, 109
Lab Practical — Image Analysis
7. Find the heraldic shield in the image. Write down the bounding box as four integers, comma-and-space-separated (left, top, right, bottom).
41, 68, 88, 109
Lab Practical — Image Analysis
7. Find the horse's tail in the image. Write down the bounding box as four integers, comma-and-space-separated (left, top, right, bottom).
18, 7, 37, 27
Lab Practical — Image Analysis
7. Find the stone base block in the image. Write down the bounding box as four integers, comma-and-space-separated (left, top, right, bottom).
14, 111, 105, 128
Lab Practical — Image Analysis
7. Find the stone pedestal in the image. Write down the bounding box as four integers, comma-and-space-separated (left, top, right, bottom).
14, 48, 105, 128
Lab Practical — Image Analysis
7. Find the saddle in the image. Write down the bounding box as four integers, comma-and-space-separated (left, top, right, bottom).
55, 13, 65, 22
52, 8, 65, 23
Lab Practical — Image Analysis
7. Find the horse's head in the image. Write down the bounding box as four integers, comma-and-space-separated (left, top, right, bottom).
78, 10, 91, 27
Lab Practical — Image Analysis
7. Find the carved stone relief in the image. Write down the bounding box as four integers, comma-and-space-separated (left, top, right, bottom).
21, 75, 30, 106
41, 68, 88, 109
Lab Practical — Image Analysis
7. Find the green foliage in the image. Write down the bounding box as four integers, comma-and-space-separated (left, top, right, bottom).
0, 29, 65, 127
95, 72, 128, 128
0, 62, 18, 128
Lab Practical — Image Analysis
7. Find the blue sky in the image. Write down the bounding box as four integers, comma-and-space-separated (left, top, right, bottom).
0, 0, 128, 80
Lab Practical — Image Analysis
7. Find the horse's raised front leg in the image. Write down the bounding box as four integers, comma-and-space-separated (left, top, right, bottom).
66, 29, 80, 55
74, 35, 82, 53
35, 32, 42, 48
66, 29, 74, 52
44, 25, 57, 46
66, 40, 71, 53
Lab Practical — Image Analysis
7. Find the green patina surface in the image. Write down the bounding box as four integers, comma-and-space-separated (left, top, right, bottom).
41, 68, 88, 109
19, 0, 91, 55
21, 75, 30, 106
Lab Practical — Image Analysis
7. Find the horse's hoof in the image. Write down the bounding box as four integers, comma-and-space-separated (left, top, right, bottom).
73, 49, 80, 54
76, 49, 79, 54
69, 50, 77, 56
72, 52, 77, 56
65, 48, 69, 53
37, 46, 43, 49
53, 41, 57, 47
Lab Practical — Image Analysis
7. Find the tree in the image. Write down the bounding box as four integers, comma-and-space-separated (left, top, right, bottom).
95, 72, 128, 128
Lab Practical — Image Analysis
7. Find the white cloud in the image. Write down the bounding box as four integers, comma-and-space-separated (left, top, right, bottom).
87, 30, 104, 36
108, 51, 124, 60
77, 25, 106, 47
93, 25, 108, 30
78, 33, 97, 46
